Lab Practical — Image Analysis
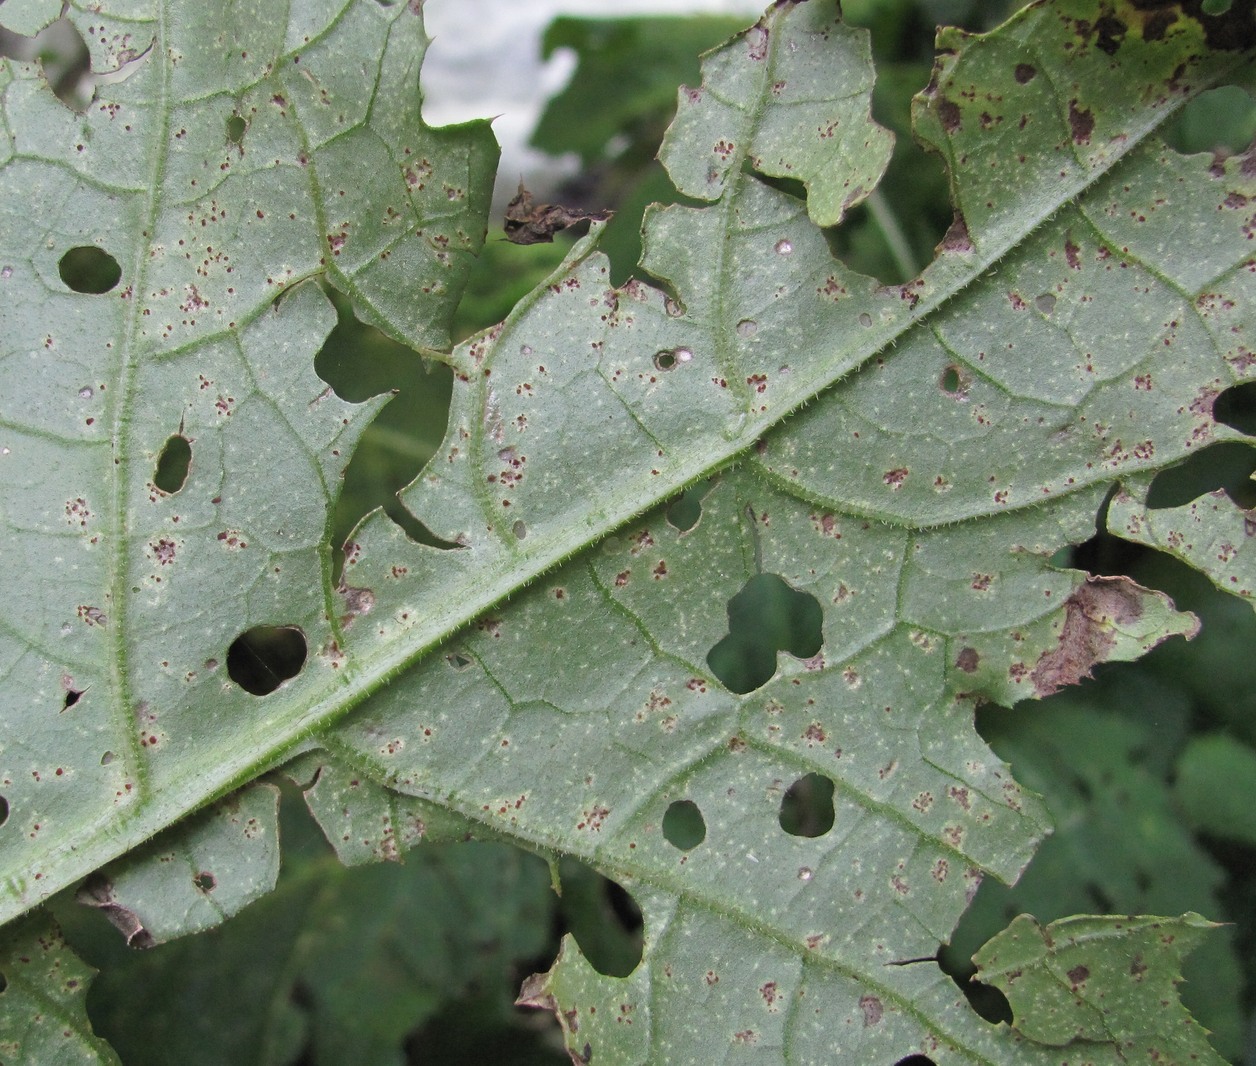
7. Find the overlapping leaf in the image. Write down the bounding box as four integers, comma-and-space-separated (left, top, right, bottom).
3, 0, 1256, 1062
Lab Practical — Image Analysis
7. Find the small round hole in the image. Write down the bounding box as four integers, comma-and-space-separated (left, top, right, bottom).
100, 751, 115, 766
662, 800, 706, 851
1034, 293, 1056, 314
0, 796, 8, 828
940, 366, 961, 393
226, 625, 307, 695
58, 246, 121, 294
779, 773, 835, 838
193, 871, 217, 892
225, 114, 246, 144
511, 519, 527, 540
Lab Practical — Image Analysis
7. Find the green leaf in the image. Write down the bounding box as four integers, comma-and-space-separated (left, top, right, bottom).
4, 0, 1256, 1061
1174, 733, 1256, 846
973, 912, 1224, 1063
0, 913, 119, 1065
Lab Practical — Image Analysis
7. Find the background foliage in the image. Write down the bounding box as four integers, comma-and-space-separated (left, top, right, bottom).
2, 0, 1256, 1062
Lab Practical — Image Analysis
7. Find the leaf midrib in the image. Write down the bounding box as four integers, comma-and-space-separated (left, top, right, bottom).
4, 17, 1248, 928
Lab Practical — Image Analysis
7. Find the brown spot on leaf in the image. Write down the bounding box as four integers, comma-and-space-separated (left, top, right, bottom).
1069, 100, 1095, 145
1067, 964, 1090, 986
937, 98, 961, 133
955, 647, 980, 673
1030, 576, 1190, 696
1014, 63, 1037, 83
859, 994, 883, 1026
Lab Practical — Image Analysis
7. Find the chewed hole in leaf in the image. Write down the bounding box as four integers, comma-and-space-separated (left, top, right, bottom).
316, 286, 459, 570
1145, 441, 1256, 510
557, 858, 643, 978
707, 574, 823, 694
0, 795, 8, 828
665, 480, 711, 533
662, 800, 706, 850
225, 113, 245, 144
226, 625, 307, 696
153, 434, 192, 494
937, 943, 1014, 1024
1162, 84, 1255, 156
511, 519, 527, 540
778, 773, 835, 838
192, 871, 216, 892
58, 246, 121, 294
1213, 380, 1256, 435
893, 1057, 938, 1066
63, 687, 83, 710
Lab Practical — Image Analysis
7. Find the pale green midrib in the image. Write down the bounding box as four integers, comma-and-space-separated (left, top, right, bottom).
2, 38, 1249, 927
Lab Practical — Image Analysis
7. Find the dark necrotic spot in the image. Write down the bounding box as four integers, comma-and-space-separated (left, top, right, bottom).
707, 574, 823, 694
59, 246, 121, 294
1145, 441, 1256, 510
779, 773, 835, 838
1014, 63, 1036, 83
153, 434, 192, 494
227, 625, 307, 695
662, 800, 706, 851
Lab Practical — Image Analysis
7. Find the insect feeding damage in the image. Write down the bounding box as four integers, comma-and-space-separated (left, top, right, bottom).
1030, 575, 1197, 697
77, 875, 156, 949
503, 182, 613, 245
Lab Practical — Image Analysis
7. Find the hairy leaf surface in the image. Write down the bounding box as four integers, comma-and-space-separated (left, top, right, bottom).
2, 0, 1255, 1061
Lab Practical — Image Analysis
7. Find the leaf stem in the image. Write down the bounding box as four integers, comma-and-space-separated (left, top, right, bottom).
866, 187, 919, 281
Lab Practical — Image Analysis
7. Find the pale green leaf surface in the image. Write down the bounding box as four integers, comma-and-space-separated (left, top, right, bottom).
0, 913, 119, 1066
3, 0, 1256, 1063
0, 0, 494, 915
973, 912, 1224, 1064
0, 0, 62, 38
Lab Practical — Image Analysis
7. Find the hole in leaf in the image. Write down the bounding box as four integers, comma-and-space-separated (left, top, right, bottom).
1213, 381, 1256, 435
936, 943, 1013, 1025
778, 773, 835, 838
939, 364, 970, 397
0, 796, 8, 828
707, 574, 824, 694
192, 871, 217, 892
58, 246, 121, 294
662, 800, 706, 851
445, 651, 472, 670
100, 751, 114, 766
316, 287, 460, 572
1034, 292, 1056, 315
153, 434, 192, 494
665, 480, 709, 532
1202, 0, 1233, 11
1162, 85, 1256, 156
63, 688, 83, 710
0, 19, 93, 110
556, 858, 643, 977
511, 519, 527, 540
893, 1056, 937, 1066
653, 347, 692, 371
0, 969, 5, 993
225, 113, 245, 144
1145, 442, 1256, 510
226, 625, 307, 695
